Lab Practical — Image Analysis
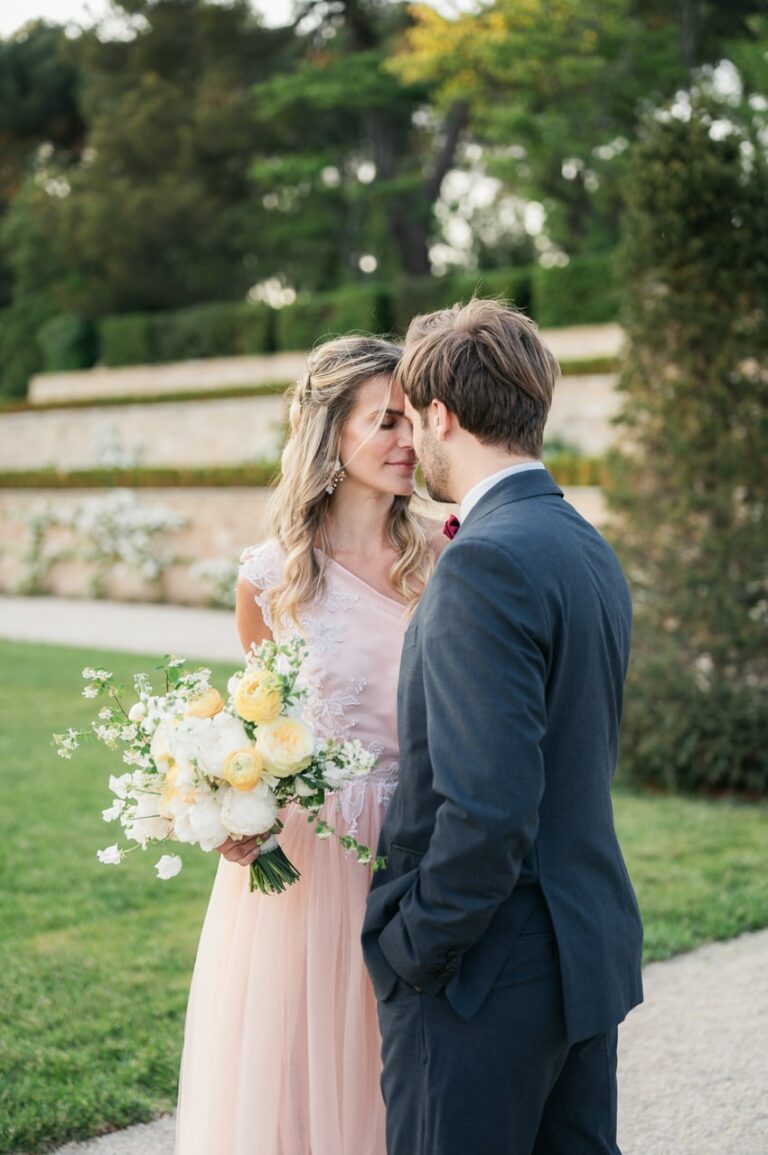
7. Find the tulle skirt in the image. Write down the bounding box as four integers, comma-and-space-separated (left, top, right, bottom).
175, 786, 389, 1155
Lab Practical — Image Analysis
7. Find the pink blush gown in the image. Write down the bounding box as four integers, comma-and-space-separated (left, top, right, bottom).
175, 541, 406, 1155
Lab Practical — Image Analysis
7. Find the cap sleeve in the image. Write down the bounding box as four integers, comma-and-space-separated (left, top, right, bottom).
238, 539, 284, 592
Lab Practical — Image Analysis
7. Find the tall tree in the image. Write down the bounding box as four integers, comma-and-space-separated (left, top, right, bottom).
606, 93, 768, 793
7, 0, 293, 315
391, 0, 767, 257
249, 0, 467, 286
0, 22, 84, 305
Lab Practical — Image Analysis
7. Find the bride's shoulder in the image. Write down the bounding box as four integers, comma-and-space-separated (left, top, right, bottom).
238, 538, 284, 590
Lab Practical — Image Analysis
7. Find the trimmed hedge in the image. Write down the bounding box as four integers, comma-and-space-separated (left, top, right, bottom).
274, 283, 392, 350
99, 312, 158, 367
152, 301, 275, 361
18, 256, 620, 391
532, 255, 618, 328
37, 313, 98, 372
0, 454, 604, 490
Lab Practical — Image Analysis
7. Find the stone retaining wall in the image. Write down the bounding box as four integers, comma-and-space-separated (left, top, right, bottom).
0, 486, 607, 605
0, 374, 618, 471
26, 324, 623, 406
0, 394, 286, 471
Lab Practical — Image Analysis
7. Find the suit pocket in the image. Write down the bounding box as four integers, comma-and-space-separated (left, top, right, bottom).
389, 842, 425, 872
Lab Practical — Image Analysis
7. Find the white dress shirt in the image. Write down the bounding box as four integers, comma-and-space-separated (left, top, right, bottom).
459, 461, 546, 522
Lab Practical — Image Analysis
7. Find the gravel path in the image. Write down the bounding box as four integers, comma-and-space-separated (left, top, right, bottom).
44, 929, 768, 1155
3, 597, 765, 1155
0, 596, 242, 662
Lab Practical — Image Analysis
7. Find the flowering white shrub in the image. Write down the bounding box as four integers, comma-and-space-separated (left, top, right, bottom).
18, 490, 188, 598
189, 557, 239, 609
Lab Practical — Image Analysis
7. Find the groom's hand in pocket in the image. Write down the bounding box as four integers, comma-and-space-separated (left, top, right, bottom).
215, 834, 263, 866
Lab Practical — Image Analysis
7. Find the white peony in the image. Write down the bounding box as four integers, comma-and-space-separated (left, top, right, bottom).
219, 781, 279, 837
166, 713, 251, 781
171, 792, 229, 852
154, 854, 183, 880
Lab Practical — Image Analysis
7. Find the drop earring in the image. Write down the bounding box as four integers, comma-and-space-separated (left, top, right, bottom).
325, 459, 347, 495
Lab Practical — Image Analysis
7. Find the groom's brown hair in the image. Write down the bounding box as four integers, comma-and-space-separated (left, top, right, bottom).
397, 298, 559, 457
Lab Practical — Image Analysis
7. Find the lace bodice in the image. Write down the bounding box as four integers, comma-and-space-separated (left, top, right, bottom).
238, 540, 406, 832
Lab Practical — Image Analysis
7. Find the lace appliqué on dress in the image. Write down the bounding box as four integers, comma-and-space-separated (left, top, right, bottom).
306, 677, 366, 740
333, 759, 400, 837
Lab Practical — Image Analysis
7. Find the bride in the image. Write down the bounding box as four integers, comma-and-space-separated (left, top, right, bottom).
175, 335, 445, 1155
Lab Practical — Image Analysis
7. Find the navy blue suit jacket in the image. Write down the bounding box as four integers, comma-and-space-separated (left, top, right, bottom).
362, 468, 643, 1043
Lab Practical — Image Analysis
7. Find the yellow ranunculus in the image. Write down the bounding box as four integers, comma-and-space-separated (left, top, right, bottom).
186, 688, 225, 719
223, 748, 264, 792
234, 670, 283, 724
256, 718, 315, 778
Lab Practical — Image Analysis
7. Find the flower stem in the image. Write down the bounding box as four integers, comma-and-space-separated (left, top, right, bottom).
249, 842, 301, 895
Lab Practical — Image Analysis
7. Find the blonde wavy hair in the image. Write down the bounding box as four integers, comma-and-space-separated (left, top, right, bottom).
266, 335, 435, 628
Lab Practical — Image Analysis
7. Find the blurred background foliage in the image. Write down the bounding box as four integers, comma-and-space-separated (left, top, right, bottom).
0, 0, 766, 393
0, 1, 766, 797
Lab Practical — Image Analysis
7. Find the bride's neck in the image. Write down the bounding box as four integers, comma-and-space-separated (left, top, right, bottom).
323, 485, 395, 558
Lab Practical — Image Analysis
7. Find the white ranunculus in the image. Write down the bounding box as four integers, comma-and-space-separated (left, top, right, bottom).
128, 701, 147, 722
220, 781, 278, 837
172, 792, 229, 852
96, 844, 122, 865
227, 673, 242, 697
154, 854, 183, 880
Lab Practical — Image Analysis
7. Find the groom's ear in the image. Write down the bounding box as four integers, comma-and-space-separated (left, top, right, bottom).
433, 399, 458, 441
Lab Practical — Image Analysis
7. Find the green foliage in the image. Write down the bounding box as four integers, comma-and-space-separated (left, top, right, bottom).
99, 301, 275, 366
0, 462, 281, 489
452, 268, 534, 316
532, 254, 619, 326
0, 301, 47, 398
99, 313, 158, 367
0, 455, 602, 491
151, 301, 275, 361
37, 313, 98, 372
274, 284, 392, 350
607, 95, 768, 794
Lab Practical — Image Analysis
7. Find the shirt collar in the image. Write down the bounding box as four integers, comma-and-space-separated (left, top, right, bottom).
459, 461, 546, 522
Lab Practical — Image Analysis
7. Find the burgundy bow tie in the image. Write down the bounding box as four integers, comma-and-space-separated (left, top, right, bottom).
442, 514, 461, 541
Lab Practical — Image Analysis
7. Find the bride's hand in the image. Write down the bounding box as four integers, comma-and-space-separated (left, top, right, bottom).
215, 834, 263, 866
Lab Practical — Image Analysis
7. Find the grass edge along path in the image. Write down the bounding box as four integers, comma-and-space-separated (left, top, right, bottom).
0, 638, 766, 1153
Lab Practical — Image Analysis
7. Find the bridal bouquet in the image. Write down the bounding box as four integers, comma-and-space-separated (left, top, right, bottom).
54, 638, 385, 894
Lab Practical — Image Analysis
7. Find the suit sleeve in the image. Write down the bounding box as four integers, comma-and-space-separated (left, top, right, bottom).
378, 538, 550, 992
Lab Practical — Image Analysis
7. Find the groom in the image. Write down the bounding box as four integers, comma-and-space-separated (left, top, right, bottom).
362, 299, 643, 1155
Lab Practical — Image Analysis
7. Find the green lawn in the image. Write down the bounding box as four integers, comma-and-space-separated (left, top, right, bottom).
1, 638, 767, 1153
